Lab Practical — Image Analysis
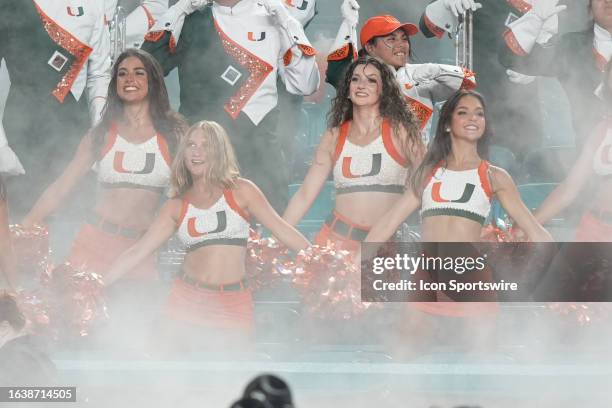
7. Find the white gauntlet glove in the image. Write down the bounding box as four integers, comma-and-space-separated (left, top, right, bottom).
411, 64, 442, 84
506, 69, 536, 85
260, 0, 291, 29
341, 0, 360, 28
175, 0, 208, 15
507, 0, 566, 54
530, 0, 566, 22
443, 0, 482, 17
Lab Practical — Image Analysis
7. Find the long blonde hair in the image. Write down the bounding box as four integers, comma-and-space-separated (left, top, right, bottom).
171, 121, 241, 197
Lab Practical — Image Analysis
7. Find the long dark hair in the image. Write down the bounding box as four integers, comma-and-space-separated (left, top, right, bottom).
92, 48, 186, 156
410, 89, 492, 196
327, 56, 421, 160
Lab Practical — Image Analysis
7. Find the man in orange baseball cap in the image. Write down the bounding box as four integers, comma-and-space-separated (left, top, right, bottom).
325, 0, 476, 142
358, 14, 419, 69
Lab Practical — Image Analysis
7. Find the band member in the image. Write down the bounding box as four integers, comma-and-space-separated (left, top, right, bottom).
421, 0, 552, 158
142, 0, 320, 212
499, 0, 611, 146
283, 56, 424, 253
361, 89, 552, 356
0, 0, 111, 211
326, 0, 476, 142
105, 121, 310, 350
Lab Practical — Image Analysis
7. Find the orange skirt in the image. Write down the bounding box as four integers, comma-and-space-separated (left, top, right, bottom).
164, 277, 254, 332
314, 210, 371, 253
68, 223, 157, 280
574, 211, 612, 242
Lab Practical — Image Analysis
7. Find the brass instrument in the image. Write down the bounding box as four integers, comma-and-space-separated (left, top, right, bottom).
110, 5, 127, 63
455, 10, 473, 71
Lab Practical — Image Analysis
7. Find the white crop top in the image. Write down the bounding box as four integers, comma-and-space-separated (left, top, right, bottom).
332, 119, 408, 195
96, 123, 172, 192
420, 161, 493, 225
176, 190, 250, 251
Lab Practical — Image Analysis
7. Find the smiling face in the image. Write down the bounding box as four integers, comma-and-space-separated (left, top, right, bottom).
449, 95, 486, 142
348, 63, 383, 107
592, 0, 612, 32
116, 56, 149, 104
365, 29, 410, 69
183, 130, 210, 178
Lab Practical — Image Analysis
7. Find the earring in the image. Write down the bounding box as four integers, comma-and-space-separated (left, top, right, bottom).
445, 127, 450, 132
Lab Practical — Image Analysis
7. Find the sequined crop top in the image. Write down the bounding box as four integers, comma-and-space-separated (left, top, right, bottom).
176, 190, 250, 252
420, 161, 493, 225
332, 119, 408, 195
96, 123, 172, 192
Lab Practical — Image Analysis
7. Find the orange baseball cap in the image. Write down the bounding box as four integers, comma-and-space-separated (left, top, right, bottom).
360, 15, 419, 48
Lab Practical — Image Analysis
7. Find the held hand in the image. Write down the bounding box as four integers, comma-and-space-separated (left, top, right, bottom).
260, 0, 291, 28
341, 0, 360, 27
531, 0, 566, 21
506, 69, 536, 85
509, 225, 528, 242
443, 0, 483, 18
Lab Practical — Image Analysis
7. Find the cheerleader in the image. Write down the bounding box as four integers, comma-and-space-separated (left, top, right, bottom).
105, 121, 310, 350
283, 56, 424, 254
24, 49, 186, 280
528, 59, 612, 242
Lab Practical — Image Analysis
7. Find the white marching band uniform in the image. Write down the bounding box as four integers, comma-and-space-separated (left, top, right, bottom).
0, 0, 171, 177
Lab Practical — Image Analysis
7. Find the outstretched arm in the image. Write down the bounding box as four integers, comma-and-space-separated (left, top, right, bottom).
267, 0, 320, 96
23, 134, 97, 227
283, 128, 335, 226
104, 199, 181, 285
534, 126, 600, 225
325, 0, 359, 90
490, 166, 553, 242
237, 179, 310, 252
